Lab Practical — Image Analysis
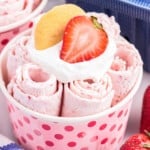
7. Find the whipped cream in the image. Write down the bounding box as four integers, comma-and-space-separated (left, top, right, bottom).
28, 12, 117, 83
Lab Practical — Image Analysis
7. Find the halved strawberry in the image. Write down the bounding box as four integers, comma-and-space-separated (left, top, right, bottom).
120, 131, 150, 150
140, 86, 150, 133
60, 15, 108, 63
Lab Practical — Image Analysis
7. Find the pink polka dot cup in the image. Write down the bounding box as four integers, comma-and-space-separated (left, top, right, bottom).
0, 0, 47, 52
0, 23, 143, 150
0, 43, 143, 150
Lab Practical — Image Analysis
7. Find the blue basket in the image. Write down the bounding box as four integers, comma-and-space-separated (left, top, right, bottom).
66, 0, 150, 72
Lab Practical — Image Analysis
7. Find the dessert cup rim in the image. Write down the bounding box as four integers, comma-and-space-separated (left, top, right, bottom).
0, 30, 143, 123
0, 0, 48, 33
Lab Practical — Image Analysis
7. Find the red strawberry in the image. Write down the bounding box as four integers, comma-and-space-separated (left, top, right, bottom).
120, 131, 150, 150
140, 86, 150, 133
60, 15, 108, 63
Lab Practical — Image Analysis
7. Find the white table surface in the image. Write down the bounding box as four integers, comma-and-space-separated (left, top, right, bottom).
0, 0, 150, 148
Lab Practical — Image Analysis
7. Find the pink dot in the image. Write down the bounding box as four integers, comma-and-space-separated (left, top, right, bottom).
8, 105, 11, 113
118, 136, 123, 143
8, 104, 15, 112
29, 22, 33, 28
67, 141, 76, 147
36, 146, 44, 150
64, 125, 74, 131
108, 112, 115, 117
16, 138, 21, 145
118, 124, 123, 131
31, 116, 37, 119
23, 116, 30, 124
90, 135, 98, 142
33, 129, 41, 136
11, 105, 15, 112
42, 124, 51, 130
111, 138, 116, 144
117, 110, 123, 118
13, 122, 18, 130
109, 124, 116, 131
124, 109, 128, 117
101, 138, 108, 144
26, 133, 34, 140
20, 136, 26, 144
45, 140, 54, 147
54, 134, 64, 140
77, 132, 86, 138
18, 120, 23, 127
80, 147, 88, 150
1, 39, 9, 45
99, 123, 107, 130
87, 121, 96, 127
13, 28, 20, 34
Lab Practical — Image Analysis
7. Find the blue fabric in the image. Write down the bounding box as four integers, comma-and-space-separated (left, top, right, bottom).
0, 143, 23, 150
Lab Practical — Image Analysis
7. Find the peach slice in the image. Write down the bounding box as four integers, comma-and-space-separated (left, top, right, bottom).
34, 4, 85, 50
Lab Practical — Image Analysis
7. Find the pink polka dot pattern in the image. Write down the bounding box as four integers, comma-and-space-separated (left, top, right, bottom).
64, 125, 74, 131
80, 147, 88, 150
110, 138, 116, 144
54, 134, 64, 140
67, 141, 77, 147
109, 124, 116, 132
108, 112, 115, 117
36, 146, 44, 150
6, 96, 132, 150
99, 123, 107, 130
23, 116, 30, 124
18, 119, 23, 127
27, 133, 34, 141
0, 21, 33, 52
87, 121, 96, 127
77, 132, 86, 138
45, 141, 54, 147
33, 129, 41, 136
42, 124, 51, 130
117, 110, 124, 118
90, 136, 98, 142
20, 136, 26, 144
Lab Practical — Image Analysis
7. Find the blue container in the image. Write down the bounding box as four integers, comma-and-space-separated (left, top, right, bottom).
66, 0, 150, 72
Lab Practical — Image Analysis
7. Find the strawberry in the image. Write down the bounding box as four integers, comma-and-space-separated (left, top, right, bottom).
140, 86, 150, 133
120, 131, 150, 150
60, 15, 108, 63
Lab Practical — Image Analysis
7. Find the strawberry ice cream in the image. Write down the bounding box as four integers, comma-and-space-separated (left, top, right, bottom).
0, 0, 41, 27
62, 74, 114, 117
108, 36, 143, 106
7, 63, 63, 116
6, 31, 33, 81
4, 4, 143, 117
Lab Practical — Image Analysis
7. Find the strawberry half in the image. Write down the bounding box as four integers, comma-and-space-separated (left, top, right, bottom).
140, 86, 150, 133
60, 15, 108, 63
120, 131, 150, 150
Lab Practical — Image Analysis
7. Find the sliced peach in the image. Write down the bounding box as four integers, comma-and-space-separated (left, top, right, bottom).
34, 4, 85, 50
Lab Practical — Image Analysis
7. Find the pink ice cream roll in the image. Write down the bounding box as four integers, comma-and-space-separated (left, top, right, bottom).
0, 0, 42, 27
0, 0, 47, 53
62, 74, 114, 117
7, 63, 63, 116
6, 33, 33, 81
108, 36, 143, 106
